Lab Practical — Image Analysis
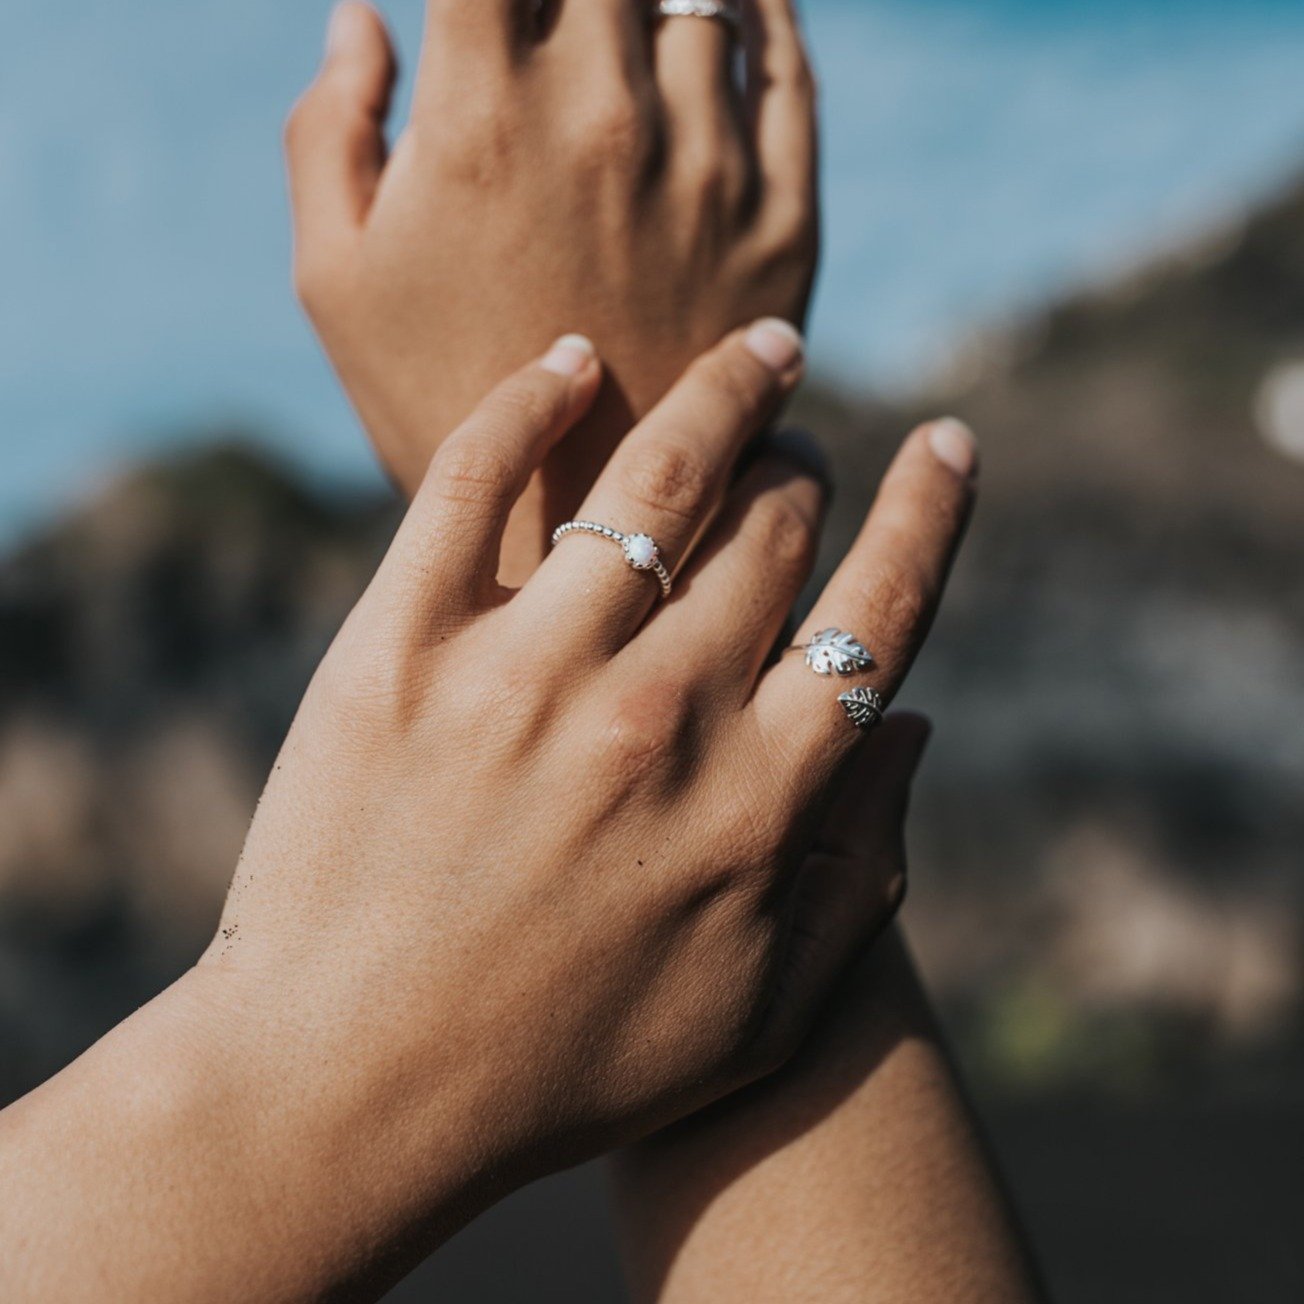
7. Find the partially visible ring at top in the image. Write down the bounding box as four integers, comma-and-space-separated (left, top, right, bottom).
651, 0, 744, 33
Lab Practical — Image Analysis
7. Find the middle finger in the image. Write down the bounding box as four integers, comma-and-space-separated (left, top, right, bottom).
517, 318, 805, 659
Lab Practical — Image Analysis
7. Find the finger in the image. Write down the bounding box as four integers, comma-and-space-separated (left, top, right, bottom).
753, 418, 977, 776
655, 8, 750, 192
746, 0, 817, 215
766, 713, 930, 1051
634, 431, 828, 697
521, 318, 806, 656
814, 710, 932, 864
383, 336, 603, 618
286, 3, 397, 258
421, 0, 525, 65
550, 0, 651, 86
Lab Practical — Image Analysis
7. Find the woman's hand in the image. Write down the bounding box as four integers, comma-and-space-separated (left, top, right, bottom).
0, 325, 975, 1301
210, 325, 969, 1281
285, 0, 818, 572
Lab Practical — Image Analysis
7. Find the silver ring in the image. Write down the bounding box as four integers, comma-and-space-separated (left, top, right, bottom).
785, 628, 874, 677
838, 687, 886, 732
551, 520, 673, 598
652, 0, 742, 32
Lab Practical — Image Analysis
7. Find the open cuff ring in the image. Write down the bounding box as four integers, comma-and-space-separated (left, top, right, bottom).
551, 520, 673, 598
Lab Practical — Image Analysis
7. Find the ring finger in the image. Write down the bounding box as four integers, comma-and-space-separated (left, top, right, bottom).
653, 1, 748, 165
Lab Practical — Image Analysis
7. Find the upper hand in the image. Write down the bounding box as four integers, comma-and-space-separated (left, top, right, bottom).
284, 0, 819, 528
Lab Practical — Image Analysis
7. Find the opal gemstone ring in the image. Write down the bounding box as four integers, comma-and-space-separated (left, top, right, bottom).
550, 520, 673, 598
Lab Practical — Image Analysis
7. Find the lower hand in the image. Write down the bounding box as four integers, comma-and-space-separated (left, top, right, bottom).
195, 322, 974, 1277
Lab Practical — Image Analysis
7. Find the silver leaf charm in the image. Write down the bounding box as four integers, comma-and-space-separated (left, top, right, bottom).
838, 687, 886, 731
805, 628, 874, 677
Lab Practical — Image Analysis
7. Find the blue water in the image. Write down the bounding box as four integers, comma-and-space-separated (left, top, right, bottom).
3, 0, 1304, 540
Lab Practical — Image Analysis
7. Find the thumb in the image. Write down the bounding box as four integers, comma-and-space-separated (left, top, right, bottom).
285, 2, 397, 260
767, 713, 932, 1052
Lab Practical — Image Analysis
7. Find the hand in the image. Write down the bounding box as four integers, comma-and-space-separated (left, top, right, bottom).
285, 0, 819, 572
0, 327, 974, 1301
195, 323, 974, 1282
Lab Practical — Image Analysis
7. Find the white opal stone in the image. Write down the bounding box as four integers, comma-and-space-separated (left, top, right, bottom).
623, 533, 658, 569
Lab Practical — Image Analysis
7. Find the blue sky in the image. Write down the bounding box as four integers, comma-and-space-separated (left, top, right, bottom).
3, 0, 1304, 540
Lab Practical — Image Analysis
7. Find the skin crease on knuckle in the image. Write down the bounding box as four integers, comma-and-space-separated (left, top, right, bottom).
853, 558, 932, 682
428, 439, 521, 512
568, 88, 652, 178
620, 440, 718, 525
747, 489, 820, 575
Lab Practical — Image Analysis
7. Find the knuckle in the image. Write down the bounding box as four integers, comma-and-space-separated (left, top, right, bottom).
593, 681, 690, 777
746, 494, 818, 574
787, 58, 818, 105
437, 100, 518, 185
480, 374, 564, 437
678, 145, 750, 211
570, 88, 649, 168
758, 194, 820, 265
620, 441, 715, 523
859, 558, 930, 649
428, 439, 518, 511
696, 347, 772, 425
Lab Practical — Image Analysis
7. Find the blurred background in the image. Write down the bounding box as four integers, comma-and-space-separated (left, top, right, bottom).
2, 1, 1302, 1300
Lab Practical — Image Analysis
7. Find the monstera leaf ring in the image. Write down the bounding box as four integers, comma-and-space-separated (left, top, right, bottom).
786, 628, 875, 677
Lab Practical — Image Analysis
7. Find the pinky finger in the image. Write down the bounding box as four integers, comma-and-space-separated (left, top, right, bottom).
763, 713, 930, 1057
746, 0, 818, 214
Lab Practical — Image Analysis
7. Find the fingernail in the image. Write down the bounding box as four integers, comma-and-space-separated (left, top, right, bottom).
744, 318, 805, 375
768, 428, 832, 487
927, 417, 978, 479
540, 334, 597, 378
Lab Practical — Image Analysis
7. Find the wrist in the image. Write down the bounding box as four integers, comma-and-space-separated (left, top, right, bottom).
124, 964, 507, 1294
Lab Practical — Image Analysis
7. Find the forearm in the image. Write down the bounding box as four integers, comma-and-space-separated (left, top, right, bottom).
611, 928, 1043, 1304
0, 966, 493, 1302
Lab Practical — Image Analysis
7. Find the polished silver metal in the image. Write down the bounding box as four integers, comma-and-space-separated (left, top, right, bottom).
838, 686, 886, 732
551, 520, 673, 598
786, 628, 875, 677
652, 0, 743, 32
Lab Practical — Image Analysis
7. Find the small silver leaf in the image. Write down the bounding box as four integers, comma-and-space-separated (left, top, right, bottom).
805, 627, 874, 676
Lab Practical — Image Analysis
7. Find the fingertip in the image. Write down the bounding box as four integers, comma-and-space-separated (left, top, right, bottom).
539, 333, 600, 380
743, 317, 806, 379
327, 1, 376, 57
923, 416, 979, 482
